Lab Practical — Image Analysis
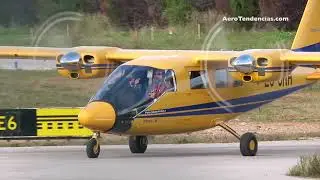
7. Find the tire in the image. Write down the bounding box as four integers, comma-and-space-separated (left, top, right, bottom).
86, 138, 100, 158
129, 136, 148, 153
240, 132, 258, 156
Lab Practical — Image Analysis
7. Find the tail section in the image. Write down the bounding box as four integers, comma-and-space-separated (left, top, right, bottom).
291, 0, 320, 52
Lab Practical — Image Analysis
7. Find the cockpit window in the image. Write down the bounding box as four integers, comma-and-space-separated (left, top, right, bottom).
91, 65, 176, 116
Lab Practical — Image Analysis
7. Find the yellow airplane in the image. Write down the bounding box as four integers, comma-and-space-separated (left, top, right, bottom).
0, 0, 320, 158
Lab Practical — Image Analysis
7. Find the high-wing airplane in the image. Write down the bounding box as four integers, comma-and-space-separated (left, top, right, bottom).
1, 0, 320, 158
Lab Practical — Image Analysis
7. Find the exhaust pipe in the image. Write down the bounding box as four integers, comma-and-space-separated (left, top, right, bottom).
70, 72, 80, 79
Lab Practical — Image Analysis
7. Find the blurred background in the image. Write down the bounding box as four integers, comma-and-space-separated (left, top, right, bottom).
0, 0, 307, 50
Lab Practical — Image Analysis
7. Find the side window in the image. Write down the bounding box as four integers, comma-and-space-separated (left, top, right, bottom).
190, 71, 208, 89
215, 69, 228, 88
164, 70, 177, 92
215, 68, 243, 88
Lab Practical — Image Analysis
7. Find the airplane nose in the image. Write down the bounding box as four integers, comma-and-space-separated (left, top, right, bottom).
78, 102, 116, 131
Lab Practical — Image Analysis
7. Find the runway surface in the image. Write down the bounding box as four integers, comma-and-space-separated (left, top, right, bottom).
0, 59, 55, 70
1, 140, 319, 180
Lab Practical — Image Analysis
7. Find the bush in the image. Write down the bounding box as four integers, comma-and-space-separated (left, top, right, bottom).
190, 0, 215, 11
107, 0, 165, 29
34, 0, 99, 23
259, 0, 307, 30
230, 0, 260, 29
215, 0, 232, 14
0, 0, 37, 27
288, 155, 320, 178
163, 0, 194, 25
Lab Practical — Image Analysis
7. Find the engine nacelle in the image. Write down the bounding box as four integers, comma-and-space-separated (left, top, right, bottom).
56, 47, 122, 79
229, 50, 292, 83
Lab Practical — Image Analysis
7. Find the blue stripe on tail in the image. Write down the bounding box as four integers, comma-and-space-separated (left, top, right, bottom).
293, 42, 320, 52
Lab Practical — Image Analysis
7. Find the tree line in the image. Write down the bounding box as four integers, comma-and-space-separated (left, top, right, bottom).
0, 0, 307, 30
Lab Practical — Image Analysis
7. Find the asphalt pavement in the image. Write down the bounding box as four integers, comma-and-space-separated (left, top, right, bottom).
0, 59, 55, 70
1, 140, 320, 180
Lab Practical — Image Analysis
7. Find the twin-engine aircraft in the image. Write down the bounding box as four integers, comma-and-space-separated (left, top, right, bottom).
1, 0, 320, 158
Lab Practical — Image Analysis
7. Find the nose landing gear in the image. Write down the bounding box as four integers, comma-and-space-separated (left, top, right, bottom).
129, 136, 148, 153
86, 132, 101, 158
85, 133, 149, 158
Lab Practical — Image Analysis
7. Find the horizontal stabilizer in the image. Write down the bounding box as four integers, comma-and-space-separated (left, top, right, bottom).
306, 72, 320, 80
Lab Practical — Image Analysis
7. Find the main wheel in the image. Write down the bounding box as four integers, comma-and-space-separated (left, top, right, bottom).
86, 138, 100, 158
240, 132, 258, 156
129, 136, 148, 153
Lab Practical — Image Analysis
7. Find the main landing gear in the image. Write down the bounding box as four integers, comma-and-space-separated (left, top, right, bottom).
218, 123, 258, 156
129, 136, 148, 153
85, 126, 255, 158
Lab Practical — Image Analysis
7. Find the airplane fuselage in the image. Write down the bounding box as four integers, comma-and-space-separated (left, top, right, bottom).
110, 65, 316, 135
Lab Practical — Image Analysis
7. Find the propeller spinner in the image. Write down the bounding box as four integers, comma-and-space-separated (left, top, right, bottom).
60, 52, 82, 70
231, 54, 256, 74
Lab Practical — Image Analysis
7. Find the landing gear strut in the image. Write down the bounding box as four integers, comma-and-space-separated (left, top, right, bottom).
218, 123, 258, 156
129, 136, 148, 153
86, 132, 101, 158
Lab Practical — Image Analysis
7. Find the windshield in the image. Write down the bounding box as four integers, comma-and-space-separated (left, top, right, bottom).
91, 65, 176, 115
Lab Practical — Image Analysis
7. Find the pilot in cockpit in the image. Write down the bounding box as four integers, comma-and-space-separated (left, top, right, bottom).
148, 70, 167, 99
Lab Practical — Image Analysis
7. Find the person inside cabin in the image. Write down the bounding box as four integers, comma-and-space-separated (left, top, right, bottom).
129, 77, 141, 88
164, 70, 175, 92
148, 69, 170, 99
129, 70, 148, 97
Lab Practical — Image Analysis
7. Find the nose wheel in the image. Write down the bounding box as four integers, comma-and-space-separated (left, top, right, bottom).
218, 123, 258, 156
129, 136, 148, 153
86, 132, 101, 158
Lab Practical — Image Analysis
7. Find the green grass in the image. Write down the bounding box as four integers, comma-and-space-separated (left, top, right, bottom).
0, 22, 294, 50
1, 70, 320, 123
0, 70, 104, 108
288, 155, 320, 178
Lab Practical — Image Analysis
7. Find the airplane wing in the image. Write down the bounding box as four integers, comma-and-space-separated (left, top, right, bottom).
0, 46, 237, 79
109, 49, 237, 63
281, 51, 320, 66
0, 46, 122, 79
0, 46, 70, 60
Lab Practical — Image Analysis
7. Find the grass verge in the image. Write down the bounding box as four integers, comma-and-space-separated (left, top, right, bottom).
0, 21, 294, 51
1, 131, 320, 147
288, 155, 320, 178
